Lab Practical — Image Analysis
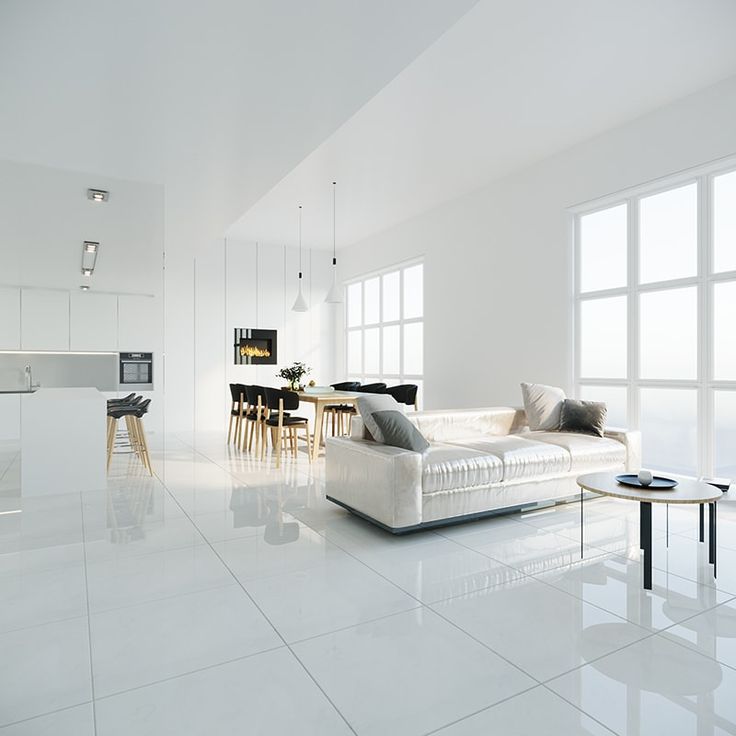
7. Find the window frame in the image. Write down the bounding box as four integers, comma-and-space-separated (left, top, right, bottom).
344, 259, 424, 404
571, 156, 736, 477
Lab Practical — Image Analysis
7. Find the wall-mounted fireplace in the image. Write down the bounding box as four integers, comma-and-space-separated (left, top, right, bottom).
233, 328, 277, 365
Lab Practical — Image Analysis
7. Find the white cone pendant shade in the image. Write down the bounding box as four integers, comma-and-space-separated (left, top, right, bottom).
325, 268, 342, 303
325, 181, 343, 304
292, 204, 309, 312
292, 282, 308, 312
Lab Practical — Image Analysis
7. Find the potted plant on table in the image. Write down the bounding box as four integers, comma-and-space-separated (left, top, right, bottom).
277, 362, 311, 392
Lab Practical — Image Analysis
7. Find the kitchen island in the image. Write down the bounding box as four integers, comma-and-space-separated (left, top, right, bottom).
21, 387, 107, 495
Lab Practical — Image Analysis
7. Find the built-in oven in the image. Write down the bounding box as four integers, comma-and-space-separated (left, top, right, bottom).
119, 352, 153, 391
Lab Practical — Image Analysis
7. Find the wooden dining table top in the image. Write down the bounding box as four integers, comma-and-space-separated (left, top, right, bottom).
296, 390, 360, 403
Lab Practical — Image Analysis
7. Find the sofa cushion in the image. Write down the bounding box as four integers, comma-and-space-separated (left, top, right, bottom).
559, 399, 607, 437
421, 445, 503, 494
529, 431, 625, 471
356, 394, 405, 443
521, 382, 566, 431
447, 435, 570, 481
372, 410, 430, 452
411, 407, 525, 443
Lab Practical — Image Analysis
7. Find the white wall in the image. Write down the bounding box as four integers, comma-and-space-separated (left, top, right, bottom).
0, 160, 165, 438
338, 77, 736, 412
192, 239, 338, 433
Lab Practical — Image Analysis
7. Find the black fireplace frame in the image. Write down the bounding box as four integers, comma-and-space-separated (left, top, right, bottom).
233, 328, 277, 365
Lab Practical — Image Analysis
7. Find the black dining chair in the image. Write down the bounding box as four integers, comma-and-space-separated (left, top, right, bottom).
263, 388, 312, 467
227, 383, 246, 446
243, 385, 270, 453
356, 383, 387, 394
325, 381, 362, 437
386, 384, 419, 411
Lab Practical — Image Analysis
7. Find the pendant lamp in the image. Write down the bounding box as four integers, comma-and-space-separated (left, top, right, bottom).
325, 181, 343, 303
292, 205, 308, 312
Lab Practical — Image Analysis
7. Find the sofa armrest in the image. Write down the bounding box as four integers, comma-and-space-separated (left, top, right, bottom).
325, 436, 423, 529
604, 427, 641, 472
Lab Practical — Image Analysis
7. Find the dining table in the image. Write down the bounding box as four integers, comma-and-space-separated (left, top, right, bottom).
296, 389, 360, 461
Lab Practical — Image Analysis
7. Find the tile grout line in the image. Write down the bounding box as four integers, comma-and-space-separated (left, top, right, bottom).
0, 700, 94, 732
92, 645, 286, 703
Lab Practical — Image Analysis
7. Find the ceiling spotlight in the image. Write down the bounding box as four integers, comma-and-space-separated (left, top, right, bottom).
81, 241, 99, 276
79, 284, 90, 291
87, 188, 109, 202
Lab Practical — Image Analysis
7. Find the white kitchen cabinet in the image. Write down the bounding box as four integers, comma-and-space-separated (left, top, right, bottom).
21, 289, 70, 350
0, 287, 21, 349
70, 292, 118, 351
118, 295, 158, 352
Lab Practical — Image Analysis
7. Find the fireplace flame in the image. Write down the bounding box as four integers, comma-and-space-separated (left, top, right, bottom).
240, 344, 271, 358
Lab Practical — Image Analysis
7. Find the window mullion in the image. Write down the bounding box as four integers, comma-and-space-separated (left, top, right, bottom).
628, 197, 639, 430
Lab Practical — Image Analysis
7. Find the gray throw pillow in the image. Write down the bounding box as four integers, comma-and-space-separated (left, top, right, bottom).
371, 410, 429, 452
559, 399, 607, 437
356, 394, 404, 442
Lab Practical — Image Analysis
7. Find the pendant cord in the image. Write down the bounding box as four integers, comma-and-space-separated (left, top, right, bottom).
332, 181, 336, 264
298, 205, 303, 278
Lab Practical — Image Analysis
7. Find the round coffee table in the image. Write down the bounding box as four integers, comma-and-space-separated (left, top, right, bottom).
576, 472, 722, 590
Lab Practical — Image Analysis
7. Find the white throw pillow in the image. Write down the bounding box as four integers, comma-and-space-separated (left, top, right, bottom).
520, 382, 566, 431
356, 394, 405, 443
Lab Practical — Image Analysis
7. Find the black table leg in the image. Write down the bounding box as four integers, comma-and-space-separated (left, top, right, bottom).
641, 501, 652, 590
709, 501, 717, 578
699, 503, 705, 543
580, 485, 584, 559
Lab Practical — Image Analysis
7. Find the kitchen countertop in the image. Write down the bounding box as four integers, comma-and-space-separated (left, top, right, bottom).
0, 389, 37, 394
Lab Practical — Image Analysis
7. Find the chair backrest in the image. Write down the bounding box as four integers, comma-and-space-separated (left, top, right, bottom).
264, 387, 300, 412
246, 385, 267, 406
229, 383, 242, 402
134, 398, 152, 417
356, 382, 387, 394
386, 384, 418, 406
331, 381, 361, 391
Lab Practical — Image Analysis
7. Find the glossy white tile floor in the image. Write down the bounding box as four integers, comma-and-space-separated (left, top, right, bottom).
2, 435, 736, 735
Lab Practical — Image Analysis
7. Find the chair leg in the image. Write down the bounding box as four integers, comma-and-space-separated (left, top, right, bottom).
305, 421, 312, 462
227, 412, 234, 443
107, 417, 117, 469
137, 417, 153, 475
275, 427, 282, 468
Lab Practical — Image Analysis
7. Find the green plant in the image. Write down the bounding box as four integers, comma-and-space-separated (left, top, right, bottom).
277, 361, 311, 387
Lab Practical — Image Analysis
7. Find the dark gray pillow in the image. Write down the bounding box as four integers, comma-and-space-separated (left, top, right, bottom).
371, 410, 430, 452
559, 399, 607, 437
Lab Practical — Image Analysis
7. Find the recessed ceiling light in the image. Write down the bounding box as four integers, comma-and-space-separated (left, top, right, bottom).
82, 242, 99, 276
80, 284, 90, 291
87, 188, 109, 202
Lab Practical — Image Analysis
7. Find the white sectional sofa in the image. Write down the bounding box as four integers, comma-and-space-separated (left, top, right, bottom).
325, 407, 641, 533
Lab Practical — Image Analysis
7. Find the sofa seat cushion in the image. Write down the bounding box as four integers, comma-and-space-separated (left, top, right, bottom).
421, 444, 503, 494
529, 431, 626, 471
447, 436, 570, 481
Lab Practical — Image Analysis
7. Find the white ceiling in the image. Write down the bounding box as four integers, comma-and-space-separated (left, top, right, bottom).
0, 0, 476, 238
228, 0, 736, 249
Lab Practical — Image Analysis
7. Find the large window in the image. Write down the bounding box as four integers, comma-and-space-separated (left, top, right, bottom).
346, 261, 423, 407
574, 163, 736, 478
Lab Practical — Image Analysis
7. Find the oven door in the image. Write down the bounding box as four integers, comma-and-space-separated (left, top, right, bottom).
119, 353, 153, 390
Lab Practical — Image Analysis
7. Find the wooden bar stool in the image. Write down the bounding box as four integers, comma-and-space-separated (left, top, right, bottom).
107, 398, 152, 474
